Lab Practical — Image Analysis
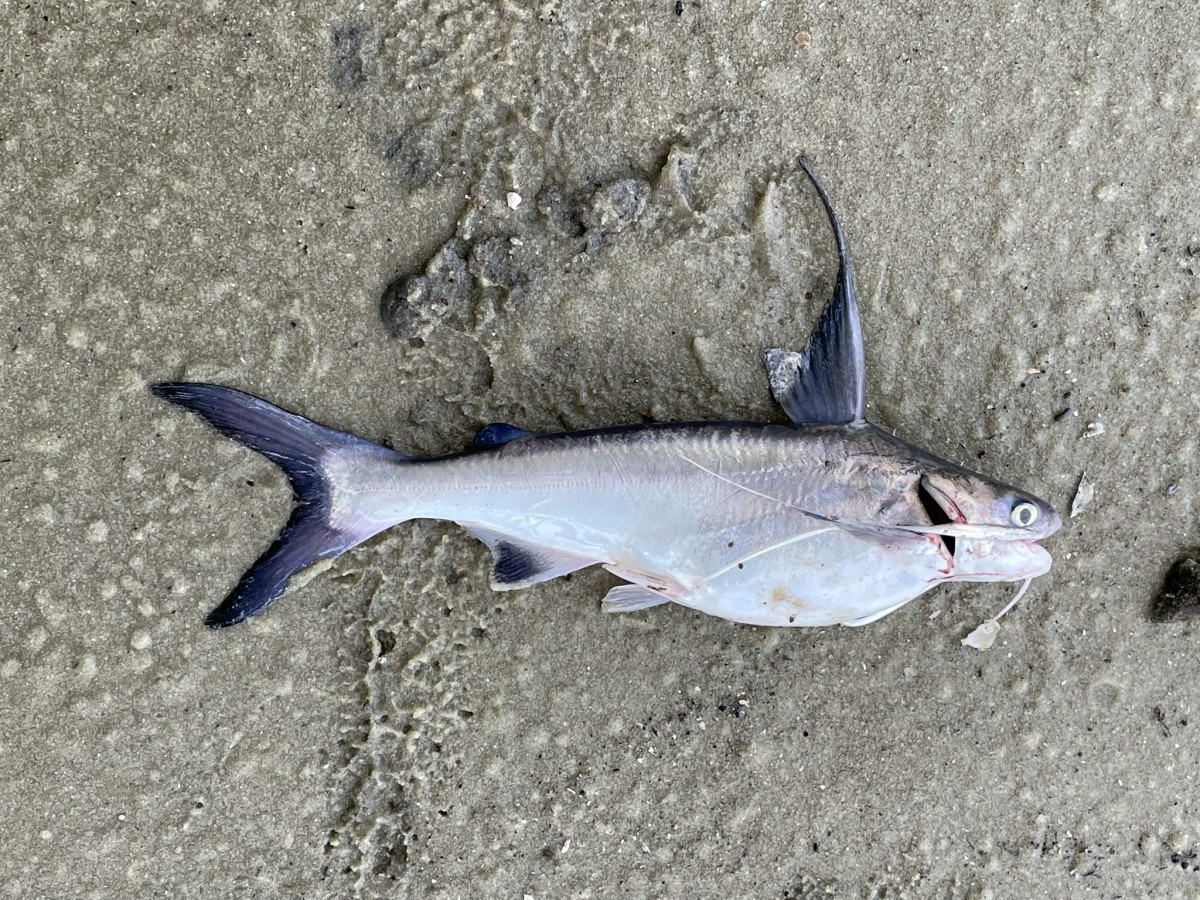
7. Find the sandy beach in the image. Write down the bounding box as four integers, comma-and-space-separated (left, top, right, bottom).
2, 1, 1198, 896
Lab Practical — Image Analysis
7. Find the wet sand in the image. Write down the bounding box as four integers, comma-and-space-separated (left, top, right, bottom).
2, 1, 1197, 896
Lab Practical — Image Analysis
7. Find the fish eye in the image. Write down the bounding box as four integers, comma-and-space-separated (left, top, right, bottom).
1010, 501, 1039, 527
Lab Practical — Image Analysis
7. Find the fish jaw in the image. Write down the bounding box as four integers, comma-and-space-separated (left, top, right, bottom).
948, 536, 1054, 584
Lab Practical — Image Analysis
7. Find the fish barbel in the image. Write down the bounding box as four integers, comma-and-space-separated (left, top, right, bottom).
152, 160, 1060, 636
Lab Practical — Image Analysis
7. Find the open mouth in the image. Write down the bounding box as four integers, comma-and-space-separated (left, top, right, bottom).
917, 477, 960, 558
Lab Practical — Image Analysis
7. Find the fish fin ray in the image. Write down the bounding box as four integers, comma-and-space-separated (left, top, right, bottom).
460, 525, 595, 589
764, 159, 865, 426
151, 382, 406, 627
601, 584, 671, 613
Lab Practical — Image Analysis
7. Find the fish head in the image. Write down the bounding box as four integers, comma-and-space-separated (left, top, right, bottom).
913, 469, 1062, 583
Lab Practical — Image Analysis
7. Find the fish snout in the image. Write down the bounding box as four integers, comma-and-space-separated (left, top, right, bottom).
1040, 505, 1064, 540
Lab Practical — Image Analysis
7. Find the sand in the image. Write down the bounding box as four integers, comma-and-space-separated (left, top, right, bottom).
2, 1, 1198, 897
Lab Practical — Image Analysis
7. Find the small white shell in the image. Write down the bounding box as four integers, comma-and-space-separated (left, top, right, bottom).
1070, 473, 1094, 518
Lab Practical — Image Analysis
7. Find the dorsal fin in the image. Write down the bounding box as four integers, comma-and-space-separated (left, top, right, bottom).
765, 158, 866, 426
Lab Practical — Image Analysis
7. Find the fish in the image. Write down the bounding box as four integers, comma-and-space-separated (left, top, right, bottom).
151, 159, 1061, 640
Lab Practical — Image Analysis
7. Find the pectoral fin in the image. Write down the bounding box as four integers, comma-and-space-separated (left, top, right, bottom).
460, 525, 594, 590
765, 158, 866, 426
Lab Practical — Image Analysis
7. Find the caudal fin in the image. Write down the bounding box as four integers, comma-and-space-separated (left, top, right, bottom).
151, 382, 406, 628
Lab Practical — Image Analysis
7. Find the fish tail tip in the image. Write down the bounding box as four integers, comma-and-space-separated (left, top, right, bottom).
150, 381, 214, 406
204, 585, 264, 629
203, 609, 242, 629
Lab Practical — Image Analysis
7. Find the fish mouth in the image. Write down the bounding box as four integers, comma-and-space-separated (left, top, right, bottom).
917, 475, 964, 559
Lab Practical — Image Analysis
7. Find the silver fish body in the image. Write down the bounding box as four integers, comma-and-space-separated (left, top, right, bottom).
152, 160, 1060, 632
321, 420, 1058, 628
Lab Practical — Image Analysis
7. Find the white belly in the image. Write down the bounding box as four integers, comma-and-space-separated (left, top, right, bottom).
657, 529, 950, 627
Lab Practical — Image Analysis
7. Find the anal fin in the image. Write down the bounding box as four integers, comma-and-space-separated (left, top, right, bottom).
460, 525, 595, 590
601, 584, 671, 614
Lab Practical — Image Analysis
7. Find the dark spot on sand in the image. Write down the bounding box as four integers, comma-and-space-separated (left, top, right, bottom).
374, 628, 397, 657
1150, 556, 1200, 622
330, 23, 366, 90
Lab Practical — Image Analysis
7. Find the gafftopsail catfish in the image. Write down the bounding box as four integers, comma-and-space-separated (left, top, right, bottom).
152, 160, 1060, 642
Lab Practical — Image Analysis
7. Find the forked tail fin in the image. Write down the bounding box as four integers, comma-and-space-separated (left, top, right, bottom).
151, 382, 408, 628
